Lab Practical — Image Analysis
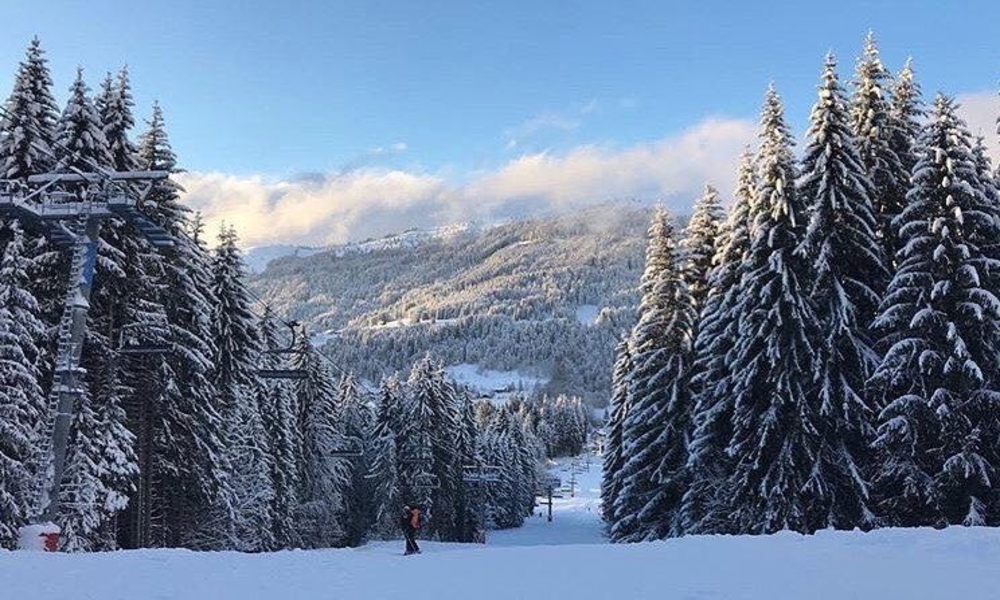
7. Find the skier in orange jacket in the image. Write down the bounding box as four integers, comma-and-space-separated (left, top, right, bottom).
402, 505, 422, 555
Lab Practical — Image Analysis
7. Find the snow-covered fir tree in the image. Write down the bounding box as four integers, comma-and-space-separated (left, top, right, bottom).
367, 376, 402, 538
0, 38, 63, 330
0, 222, 47, 548
972, 138, 1000, 304
455, 390, 483, 542
334, 373, 373, 546
503, 403, 539, 525
211, 225, 274, 551
136, 105, 228, 548
611, 209, 696, 542
398, 356, 462, 540
0, 38, 59, 180
535, 395, 589, 457
292, 331, 349, 548
723, 86, 820, 534
56, 68, 112, 175
481, 407, 532, 529
92, 66, 175, 550
682, 184, 725, 312
852, 32, 908, 264
889, 59, 923, 211
601, 338, 632, 524
258, 310, 301, 549
869, 95, 1000, 528
98, 67, 138, 172
681, 147, 757, 534
798, 54, 887, 530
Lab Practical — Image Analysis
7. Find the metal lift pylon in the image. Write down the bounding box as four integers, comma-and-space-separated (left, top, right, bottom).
0, 170, 173, 550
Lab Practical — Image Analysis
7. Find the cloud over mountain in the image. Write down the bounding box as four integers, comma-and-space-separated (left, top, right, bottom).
178, 117, 755, 248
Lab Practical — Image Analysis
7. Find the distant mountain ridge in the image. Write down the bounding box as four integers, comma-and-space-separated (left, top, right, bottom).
248, 203, 653, 404
245, 222, 497, 273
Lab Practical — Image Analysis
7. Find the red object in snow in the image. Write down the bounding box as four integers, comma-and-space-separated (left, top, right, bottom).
41, 532, 59, 552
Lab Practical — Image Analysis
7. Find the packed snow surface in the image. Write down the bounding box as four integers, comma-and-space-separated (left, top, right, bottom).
5, 455, 999, 599
575, 304, 600, 325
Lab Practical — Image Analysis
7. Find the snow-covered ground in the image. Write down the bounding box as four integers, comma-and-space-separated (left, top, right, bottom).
362, 316, 461, 331
6, 454, 1000, 599
575, 304, 600, 326
444, 363, 548, 402
309, 328, 339, 347
490, 454, 605, 547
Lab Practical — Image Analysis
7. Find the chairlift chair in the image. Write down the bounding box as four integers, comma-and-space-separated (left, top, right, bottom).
258, 319, 308, 380
412, 473, 441, 491
328, 436, 365, 458
462, 464, 503, 485
114, 323, 173, 356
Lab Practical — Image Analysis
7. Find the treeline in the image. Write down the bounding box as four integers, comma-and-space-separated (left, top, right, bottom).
513, 395, 590, 458
0, 40, 543, 551
603, 33, 1000, 541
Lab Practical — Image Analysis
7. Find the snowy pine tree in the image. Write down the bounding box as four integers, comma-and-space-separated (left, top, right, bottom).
136, 105, 228, 548
487, 408, 533, 529
723, 86, 820, 534
681, 148, 757, 534
611, 209, 696, 541
601, 338, 632, 524
56, 68, 111, 175
399, 356, 462, 540
0, 222, 47, 548
368, 376, 403, 538
335, 373, 373, 546
258, 310, 301, 549
682, 184, 725, 312
869, 95, 1000, 527
99, 67, 138, 172
211, 226, 274, 550
293, 331, 349, 548
852, 32, 908, 265
0, 37, 59, 180
889, 59, 924, 210
799, 54, 887, 530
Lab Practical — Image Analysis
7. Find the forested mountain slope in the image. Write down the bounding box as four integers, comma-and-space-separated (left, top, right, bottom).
249, 203, 652, 404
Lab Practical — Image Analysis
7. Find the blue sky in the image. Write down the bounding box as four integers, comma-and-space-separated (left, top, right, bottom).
2, 1, 999, 246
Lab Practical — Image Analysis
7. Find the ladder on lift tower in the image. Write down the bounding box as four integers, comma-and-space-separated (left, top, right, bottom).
28, 226, 94, 517
0, 168, 174, 544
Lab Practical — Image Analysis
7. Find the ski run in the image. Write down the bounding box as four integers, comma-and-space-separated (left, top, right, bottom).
6, 458, 1000, 599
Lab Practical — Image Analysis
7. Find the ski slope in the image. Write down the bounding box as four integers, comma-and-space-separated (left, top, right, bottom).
5, 454, 1000, 599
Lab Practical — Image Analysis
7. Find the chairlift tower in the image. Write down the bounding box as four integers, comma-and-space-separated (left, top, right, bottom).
0, 169, 173, 547
462, 464, 502, 543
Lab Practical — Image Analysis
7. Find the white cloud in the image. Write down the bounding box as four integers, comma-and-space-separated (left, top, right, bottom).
501, 99, 611, 149
368, 141, 409, 155
177, 117, 755, 248
503, 112, 581, 149
956, 90, 999, 165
